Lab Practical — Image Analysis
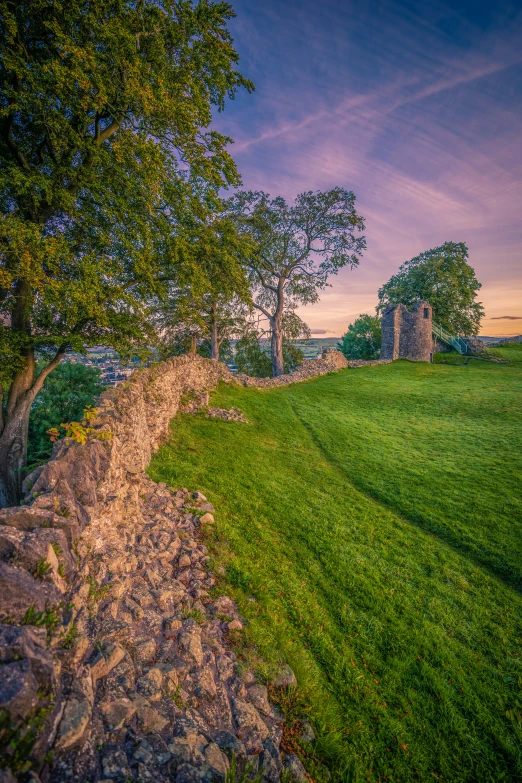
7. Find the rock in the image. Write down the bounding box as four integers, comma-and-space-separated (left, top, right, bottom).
283, 752, 308, 781
272, 664, 297, 688
0, 771, 17, 783
204, 742, 229, 778
0, 660, 39, 720
157, 663, 179, 691
101, 747, 133, 781
0, 625, 55, 689
199, 513, 214, 524
0, 526, 74, 578
190, 666, 217, 701
99, 697, 137, 730
0, 506, 81, 545
0, 561, 62, 624
55, 694, 92, 750
232, 698, 270, 744
213, 731, 247, 760
227, 619, 243, 631
136, 702, 169, 733
247, 684, 271, 716
300, 721, 315, 743
134, 638, 157, 665
88, 642, 126, 683
137, 667, 163, 700
179, 625, 204, 668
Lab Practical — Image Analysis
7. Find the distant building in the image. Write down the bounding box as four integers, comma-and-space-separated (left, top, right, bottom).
381, 300, 433, 362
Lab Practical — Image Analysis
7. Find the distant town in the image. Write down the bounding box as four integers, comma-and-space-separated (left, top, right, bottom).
65, 335, 514, 386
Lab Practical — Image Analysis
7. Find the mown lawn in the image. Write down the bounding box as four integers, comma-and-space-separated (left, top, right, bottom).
149, 352, 522, 783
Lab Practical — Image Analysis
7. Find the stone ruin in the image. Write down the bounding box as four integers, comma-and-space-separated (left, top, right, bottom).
0, 350, 356, 783
380, 300, 433, 362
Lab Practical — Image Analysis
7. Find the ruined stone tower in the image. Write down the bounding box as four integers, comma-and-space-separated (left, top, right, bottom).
380, 300, 433, 362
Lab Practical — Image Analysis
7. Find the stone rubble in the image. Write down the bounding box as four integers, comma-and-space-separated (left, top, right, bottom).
45, 480, 285, 782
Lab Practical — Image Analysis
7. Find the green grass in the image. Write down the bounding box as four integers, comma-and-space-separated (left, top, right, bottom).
149, 359, 522, 783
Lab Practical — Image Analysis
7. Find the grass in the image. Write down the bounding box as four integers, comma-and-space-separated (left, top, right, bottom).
149, 355, 522, 783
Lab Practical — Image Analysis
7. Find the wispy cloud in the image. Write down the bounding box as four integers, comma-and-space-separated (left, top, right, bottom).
218, 0, 522, 335
491, 316, 522, 320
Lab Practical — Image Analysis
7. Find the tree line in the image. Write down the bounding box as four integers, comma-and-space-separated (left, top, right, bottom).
0, 1, 483, 505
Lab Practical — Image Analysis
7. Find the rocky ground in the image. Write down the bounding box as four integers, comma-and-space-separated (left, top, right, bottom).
1, 477, 307, 782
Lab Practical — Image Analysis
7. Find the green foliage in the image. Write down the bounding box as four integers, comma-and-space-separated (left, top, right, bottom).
21, 605, 60, 630
234, 332, 272, 377
86, 576, 111, 605
0, 0, 253, 501
234, 320, 306, 377
228, 188, 365, 376
34, 558, 51, 579
150, 359, 522, 782
61, 622, 80, 650
0, 707, 52, 772
377, 242, 484, 335
225, 752, 263, 783
27, 362, 105, 466
337, 314, 381, 360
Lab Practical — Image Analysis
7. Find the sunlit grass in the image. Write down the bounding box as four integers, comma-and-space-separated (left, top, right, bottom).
149, 359, 522, 783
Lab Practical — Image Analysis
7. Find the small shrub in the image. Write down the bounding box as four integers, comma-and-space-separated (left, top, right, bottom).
34, 558, 51, 579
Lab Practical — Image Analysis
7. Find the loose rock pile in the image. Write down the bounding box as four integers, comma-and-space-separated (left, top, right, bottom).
206, 408, 249, 424
48, 479, 284, 783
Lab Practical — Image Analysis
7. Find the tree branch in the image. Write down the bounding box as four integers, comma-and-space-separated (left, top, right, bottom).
30, 345, 67, 398
252, 301, 273, 321
3, 113, 32, 173
96, 118, 121, 145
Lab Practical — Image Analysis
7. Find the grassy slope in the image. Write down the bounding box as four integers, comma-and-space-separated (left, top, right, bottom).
149, 358, 522, 783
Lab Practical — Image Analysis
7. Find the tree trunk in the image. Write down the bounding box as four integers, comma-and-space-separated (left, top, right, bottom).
0, 351, 37, 507
210, 303, 219, 360
271, 321, 284, 377
0, 343, 65, 507
271, 283, 285, 377
0, 396, 33, 507
190, 335, 197, 355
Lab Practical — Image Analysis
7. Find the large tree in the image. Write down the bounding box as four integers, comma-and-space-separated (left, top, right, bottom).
0, 0, 252, 505
377, 242, 484, 336
229, 189, 365, 376
155, 214, 252, 359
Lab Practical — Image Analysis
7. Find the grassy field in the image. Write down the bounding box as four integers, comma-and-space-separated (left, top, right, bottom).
149, 348, 522, 783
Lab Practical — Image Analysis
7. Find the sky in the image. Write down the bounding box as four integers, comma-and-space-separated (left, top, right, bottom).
214, 0, 522, 336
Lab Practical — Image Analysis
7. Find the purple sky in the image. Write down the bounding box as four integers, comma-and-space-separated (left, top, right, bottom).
215, 0, 522, 336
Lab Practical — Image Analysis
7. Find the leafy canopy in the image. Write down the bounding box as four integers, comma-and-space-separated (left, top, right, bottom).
234, 313, 310, 377
229, 188, 366, 309
377, 242, 484, 336
338, 314, 381, 360
0, 0, 253, 383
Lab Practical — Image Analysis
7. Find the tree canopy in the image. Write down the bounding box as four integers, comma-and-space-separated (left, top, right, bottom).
338, 314, 381, 360
0, 0, 253, 504
377, 242, 484, 336
228, 188, 365, 376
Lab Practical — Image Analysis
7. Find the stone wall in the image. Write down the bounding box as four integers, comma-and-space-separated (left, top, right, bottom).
0, 351, 349, 782
381, 301, 433, 362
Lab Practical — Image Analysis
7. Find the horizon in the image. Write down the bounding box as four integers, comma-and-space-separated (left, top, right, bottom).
214, 0, 522, 337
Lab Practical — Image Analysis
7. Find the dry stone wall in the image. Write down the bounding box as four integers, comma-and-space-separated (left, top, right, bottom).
0, 352, 350, 783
